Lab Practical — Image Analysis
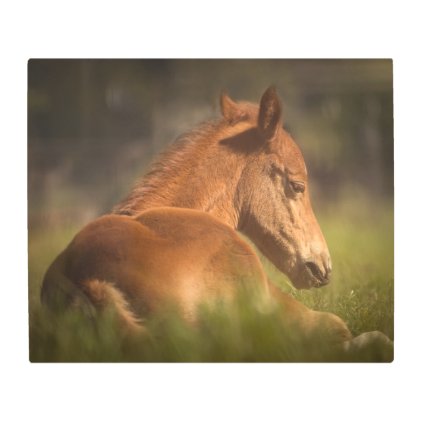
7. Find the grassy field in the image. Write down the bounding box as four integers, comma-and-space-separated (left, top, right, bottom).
28, 196, 393, 362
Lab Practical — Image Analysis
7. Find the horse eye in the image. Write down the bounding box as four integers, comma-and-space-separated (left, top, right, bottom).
290, 181, 305, 194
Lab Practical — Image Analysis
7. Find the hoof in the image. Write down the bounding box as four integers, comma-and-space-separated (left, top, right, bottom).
343, 331, 394, 362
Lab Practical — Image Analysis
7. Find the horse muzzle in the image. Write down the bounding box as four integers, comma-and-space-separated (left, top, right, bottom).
290, 257, 332, 290
305, 260, 331, 288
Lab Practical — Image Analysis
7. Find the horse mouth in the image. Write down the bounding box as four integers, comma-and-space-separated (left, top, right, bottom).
313, 279, 330, 288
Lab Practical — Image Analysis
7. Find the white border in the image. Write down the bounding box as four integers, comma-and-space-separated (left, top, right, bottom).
1, 1, 421, 421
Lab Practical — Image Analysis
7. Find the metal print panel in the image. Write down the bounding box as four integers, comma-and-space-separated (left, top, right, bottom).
28, 59, 394, 362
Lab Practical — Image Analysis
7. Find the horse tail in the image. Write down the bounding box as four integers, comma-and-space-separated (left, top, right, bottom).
79, 279, 146, 335
41, 254, 145, 335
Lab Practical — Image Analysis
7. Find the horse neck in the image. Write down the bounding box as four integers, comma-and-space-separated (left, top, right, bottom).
114, 122, 249, 229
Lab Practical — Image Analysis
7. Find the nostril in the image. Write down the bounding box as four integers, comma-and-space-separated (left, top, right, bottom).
306, 261, 328, 282
306, 261, 321, 279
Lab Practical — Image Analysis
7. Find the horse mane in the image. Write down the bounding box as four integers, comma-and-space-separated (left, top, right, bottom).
112, 118, 227, 216
113, 98, 260, 216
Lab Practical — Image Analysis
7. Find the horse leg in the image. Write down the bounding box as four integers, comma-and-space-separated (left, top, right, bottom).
342, 331, 394, 362
267, 281, 394, 361
41, 252, 97, 320
267, 281, 353, 343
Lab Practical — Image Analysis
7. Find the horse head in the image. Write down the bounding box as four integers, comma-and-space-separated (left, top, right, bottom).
221, 87, 331, 289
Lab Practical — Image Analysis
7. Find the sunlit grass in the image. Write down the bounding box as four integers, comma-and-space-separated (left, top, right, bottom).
28, 196, 394, 362
264, 195, 394, 339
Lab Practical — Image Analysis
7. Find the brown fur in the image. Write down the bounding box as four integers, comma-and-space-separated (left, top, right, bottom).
41, 87, 351, 344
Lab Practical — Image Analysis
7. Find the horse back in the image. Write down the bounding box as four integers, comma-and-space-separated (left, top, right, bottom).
43, 208, 268, 321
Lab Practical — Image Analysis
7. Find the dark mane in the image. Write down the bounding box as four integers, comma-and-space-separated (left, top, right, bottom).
112, 118, 226, 216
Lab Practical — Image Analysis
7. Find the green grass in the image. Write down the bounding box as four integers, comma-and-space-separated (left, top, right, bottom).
264, 197, 394, 340
28, 197, 394, 362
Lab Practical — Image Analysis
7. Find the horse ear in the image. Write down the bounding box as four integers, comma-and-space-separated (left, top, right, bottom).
220, 91, 246, 124
258, 86, 282, 139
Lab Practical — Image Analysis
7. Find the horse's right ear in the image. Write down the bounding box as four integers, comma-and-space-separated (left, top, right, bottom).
220, 91, 246, 124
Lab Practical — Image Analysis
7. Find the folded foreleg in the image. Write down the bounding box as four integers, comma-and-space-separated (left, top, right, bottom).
343, 331, 394, 362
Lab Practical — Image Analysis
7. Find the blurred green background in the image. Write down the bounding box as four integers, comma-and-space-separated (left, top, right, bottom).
28, 59, 393, 225
28, 59, 394, 361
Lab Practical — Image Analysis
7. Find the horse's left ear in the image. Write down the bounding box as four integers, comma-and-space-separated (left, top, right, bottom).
220, 91, 247, 124
258, 86, 282, 140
